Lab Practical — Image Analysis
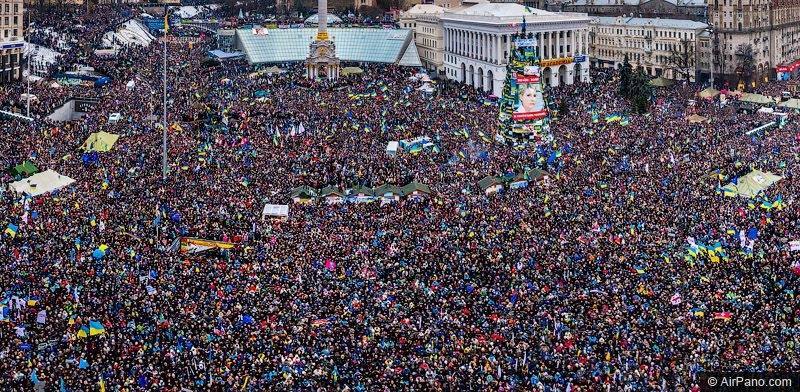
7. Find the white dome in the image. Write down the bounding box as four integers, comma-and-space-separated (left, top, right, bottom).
304, 13, 343, 24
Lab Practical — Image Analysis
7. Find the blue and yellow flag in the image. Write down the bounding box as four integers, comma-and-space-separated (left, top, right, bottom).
89, 320, 106, 336
4, 223, 17, 238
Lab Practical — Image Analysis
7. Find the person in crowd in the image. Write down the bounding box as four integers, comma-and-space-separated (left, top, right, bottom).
0, 5, 798, 391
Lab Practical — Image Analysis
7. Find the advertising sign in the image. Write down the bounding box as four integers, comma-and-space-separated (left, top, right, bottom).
514, 38, 537, 48
74, 99, 98, 113
540, 57, 573, 67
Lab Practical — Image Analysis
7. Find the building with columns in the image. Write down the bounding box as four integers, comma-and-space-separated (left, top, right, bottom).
441, 3, 591, 96
0, 0, 23, 83
589, 16, 708, 81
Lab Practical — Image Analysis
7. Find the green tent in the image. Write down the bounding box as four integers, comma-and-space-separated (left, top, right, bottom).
81, 131, 120, 152
778, 98, 800, 110
318, 185, 344, 197
401, 181, 432, 195
341, 67, 364, 76
698, 87, 720, 99
649, 76, 674, 87
478, 176, 503, 191
374, 184, 402, 197
290, 185, 318, 199
9, 160, 39, 178
723, 169, 782, 198
740, 93, 774, 105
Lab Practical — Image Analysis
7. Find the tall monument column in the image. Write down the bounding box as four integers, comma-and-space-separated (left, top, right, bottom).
306, 0, 339, 80
318, 0, 328, 40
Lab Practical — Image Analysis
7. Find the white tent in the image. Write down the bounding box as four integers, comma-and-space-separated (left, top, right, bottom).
262, 204, 289, 220
9, 169, 75, 196
386, 141, 399, 157
722, 169, 782, 198
418, 83, 435, 93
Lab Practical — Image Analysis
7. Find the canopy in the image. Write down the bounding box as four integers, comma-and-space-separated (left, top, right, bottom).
341, 67, 364, 76
698, 87, 720, 99
374, 184, 402, 196
208, 50, 244, 60
263, 66, 282, 74
778, 98, 800, 109
740, 93, 774, 105
649, 76, 674, 87
723, 169, 782, 198
290, 185, 317, 198
686, 114, 708, 123
319, 186, 345, 197
9, 160, 39, 178
262, 204, 289, 219
9, 169, 76, 196
418, 83, 435, 93
401, 181, 432, 195
81, 131, 119, 152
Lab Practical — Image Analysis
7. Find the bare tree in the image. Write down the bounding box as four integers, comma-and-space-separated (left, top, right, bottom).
735, 43, 756, 91
665, 38, 694, 84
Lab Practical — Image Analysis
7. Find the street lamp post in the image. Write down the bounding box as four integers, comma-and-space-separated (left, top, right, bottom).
26, 9, 30, 117
162, 6, 168, 181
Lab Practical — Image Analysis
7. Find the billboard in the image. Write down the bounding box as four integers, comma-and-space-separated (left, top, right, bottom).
512, 67, 547, 121
498, 39, 551, 145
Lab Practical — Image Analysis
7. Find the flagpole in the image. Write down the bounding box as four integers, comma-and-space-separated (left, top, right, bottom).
162, 6, 168, 181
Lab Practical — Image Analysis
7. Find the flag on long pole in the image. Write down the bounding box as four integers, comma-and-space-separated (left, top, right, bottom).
164, 9, 169, 33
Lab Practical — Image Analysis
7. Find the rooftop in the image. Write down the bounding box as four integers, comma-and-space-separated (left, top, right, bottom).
236, 28, 422, 66
569, 0, 705, 6
304, 13, 344, 24
403, 4, 447, 16
442, 3, 589, 24
591, 16, 708, 29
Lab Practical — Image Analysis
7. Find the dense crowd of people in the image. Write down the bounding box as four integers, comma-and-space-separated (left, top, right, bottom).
0, 5, 798, 391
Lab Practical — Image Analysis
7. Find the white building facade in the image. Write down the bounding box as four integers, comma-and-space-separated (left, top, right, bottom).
441, 3, 591, 96
0, 0, 23, 83
399, 4, 447, 72
589, 16, 708, 82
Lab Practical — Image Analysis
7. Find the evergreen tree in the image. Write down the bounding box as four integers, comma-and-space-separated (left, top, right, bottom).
619, 54, 632, 98
628, 68, 652, 114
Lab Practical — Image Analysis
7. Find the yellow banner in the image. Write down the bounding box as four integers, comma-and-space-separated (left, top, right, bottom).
540, 57, 574, 67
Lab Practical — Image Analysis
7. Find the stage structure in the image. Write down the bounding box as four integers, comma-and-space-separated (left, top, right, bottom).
497, 19, 552, 145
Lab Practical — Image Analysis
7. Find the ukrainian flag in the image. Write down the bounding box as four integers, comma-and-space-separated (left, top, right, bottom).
774, 195, 784, 210
26, 296, 39, 307
4, 223, 18, 238
164, 10, 169, 33
721, 185, 737, 197
77, 326, 90, 338
89, 320, 106, 336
